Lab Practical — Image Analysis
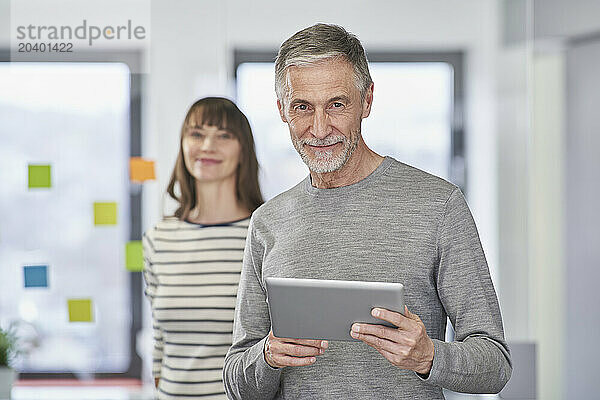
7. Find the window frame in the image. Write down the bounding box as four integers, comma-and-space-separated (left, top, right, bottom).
233, 49, 466, 192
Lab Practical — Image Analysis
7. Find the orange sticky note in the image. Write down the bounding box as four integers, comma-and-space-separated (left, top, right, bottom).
130, 157, 156, 182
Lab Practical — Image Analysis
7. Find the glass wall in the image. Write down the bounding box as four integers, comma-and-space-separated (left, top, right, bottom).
0, 63, 132, 373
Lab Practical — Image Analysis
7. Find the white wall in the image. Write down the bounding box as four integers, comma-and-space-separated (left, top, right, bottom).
535, 0, 600, 39
496, 44, 531, 342
565, 38, 600, 400
495, 2, 600, 399
531, 48, 566, 400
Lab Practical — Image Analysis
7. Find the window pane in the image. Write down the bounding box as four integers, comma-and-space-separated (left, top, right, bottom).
236, 62, 453, 200
0, 63, 131, 373
363, 63, 453, 180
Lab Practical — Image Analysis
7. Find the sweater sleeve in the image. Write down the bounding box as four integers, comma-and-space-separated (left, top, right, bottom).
223, 216, 282, 399
417, 187, 512, 393
142, 231, 164, 378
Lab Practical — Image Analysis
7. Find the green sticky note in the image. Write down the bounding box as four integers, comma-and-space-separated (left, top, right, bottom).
126, 240, 144, 271
94, 202, 117, 225
68, 298, 93, 322
28, 164, 51, 188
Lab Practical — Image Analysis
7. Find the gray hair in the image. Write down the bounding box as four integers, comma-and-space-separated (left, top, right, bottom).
275, 24, 373, 104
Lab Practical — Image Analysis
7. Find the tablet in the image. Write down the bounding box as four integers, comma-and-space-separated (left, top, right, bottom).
265, 277, 405, 341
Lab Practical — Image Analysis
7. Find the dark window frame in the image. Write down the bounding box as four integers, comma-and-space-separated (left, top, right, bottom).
0, 49, 144, 379
233, 50, 466, 191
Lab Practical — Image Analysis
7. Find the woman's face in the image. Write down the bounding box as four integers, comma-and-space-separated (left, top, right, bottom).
182, 123, 242, 184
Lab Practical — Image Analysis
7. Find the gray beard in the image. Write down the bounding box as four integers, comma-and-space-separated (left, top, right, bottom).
293, 133, 359, 173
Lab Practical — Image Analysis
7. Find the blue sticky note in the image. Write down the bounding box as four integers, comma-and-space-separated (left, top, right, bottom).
24, 265, 48, 288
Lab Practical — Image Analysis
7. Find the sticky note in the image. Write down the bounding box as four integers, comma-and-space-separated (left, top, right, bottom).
125, 240, 144, 271
130, 157, 156, 182
94, 202, 117, 225
28, 164, 52, 188
68, 299, 93, 322
24, 265, 48, 288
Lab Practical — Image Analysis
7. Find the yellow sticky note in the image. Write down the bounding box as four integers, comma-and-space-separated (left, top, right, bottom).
28, 164, 52, 188
126, 240, 144, 271
94, 202, 117, 225
68, 299, 93, 322
130, 157, 156, 182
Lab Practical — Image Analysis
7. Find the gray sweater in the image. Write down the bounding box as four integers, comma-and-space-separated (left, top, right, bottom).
224, 157, 511, 399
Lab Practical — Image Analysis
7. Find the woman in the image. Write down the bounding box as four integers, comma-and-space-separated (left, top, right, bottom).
143, 97, 263, 400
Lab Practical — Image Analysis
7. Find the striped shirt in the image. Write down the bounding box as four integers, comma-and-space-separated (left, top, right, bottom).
143, 216, 249, 400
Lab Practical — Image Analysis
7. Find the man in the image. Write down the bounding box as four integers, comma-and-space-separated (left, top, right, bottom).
223, 24, 511, 399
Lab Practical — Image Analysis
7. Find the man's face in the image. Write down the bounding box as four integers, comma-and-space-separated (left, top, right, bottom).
277, 58, 372, 173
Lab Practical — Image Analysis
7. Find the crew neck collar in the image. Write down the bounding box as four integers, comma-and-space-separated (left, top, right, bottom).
303, 156, 394, 197
183, 215, 250, 227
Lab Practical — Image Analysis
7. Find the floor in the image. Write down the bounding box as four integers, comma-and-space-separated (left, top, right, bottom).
9, 386, 155, 400
5, 380, 155, 400
4, 386, 502, 400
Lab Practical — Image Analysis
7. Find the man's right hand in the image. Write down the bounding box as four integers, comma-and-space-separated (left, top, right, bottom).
264, 329, 328, 368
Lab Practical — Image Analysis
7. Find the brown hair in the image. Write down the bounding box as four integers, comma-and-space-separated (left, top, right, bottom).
166, 97, 263, 220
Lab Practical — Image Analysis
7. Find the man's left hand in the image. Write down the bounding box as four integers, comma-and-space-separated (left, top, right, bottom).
350, 306, 434, 375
